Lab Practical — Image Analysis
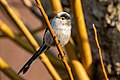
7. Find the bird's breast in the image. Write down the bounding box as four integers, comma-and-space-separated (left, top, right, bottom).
54, 26, 71, 47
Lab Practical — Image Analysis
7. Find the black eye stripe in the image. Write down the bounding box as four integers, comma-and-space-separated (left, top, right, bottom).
60, 14, 70, 20
61, 17, 65, 20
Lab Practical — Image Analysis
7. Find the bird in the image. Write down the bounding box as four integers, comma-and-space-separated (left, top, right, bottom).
17, 12, 71, 75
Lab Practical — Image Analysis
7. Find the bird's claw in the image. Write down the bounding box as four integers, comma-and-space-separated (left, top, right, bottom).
58, 51, 66, 59
58, 53, 62, 59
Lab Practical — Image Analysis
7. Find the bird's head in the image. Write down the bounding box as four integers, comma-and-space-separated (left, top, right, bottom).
55, 12, 71, 26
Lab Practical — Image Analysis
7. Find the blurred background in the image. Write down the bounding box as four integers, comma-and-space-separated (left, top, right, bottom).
0, 0, 120, 80
0, 0, 53, 80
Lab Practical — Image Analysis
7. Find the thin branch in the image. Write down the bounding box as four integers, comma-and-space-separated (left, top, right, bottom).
35, 0, 74, 80
93, 24, 109, 80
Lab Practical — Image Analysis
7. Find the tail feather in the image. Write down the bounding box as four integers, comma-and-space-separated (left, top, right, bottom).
17, 44, 48, 75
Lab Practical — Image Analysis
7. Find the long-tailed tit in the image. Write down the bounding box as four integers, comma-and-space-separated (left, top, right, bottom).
18, 12, 71, 74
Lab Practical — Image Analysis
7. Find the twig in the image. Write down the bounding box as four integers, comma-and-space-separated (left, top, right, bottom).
35, 0, 74, 80
93, 24, 109, 80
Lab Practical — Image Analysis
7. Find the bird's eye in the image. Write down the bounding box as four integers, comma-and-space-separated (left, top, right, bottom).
61, 17, 65, 20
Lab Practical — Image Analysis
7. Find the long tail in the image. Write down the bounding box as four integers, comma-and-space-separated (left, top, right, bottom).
17, 44, 48, 75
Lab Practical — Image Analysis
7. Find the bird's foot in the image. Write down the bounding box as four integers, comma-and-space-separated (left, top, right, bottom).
58, 51, 66, 59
